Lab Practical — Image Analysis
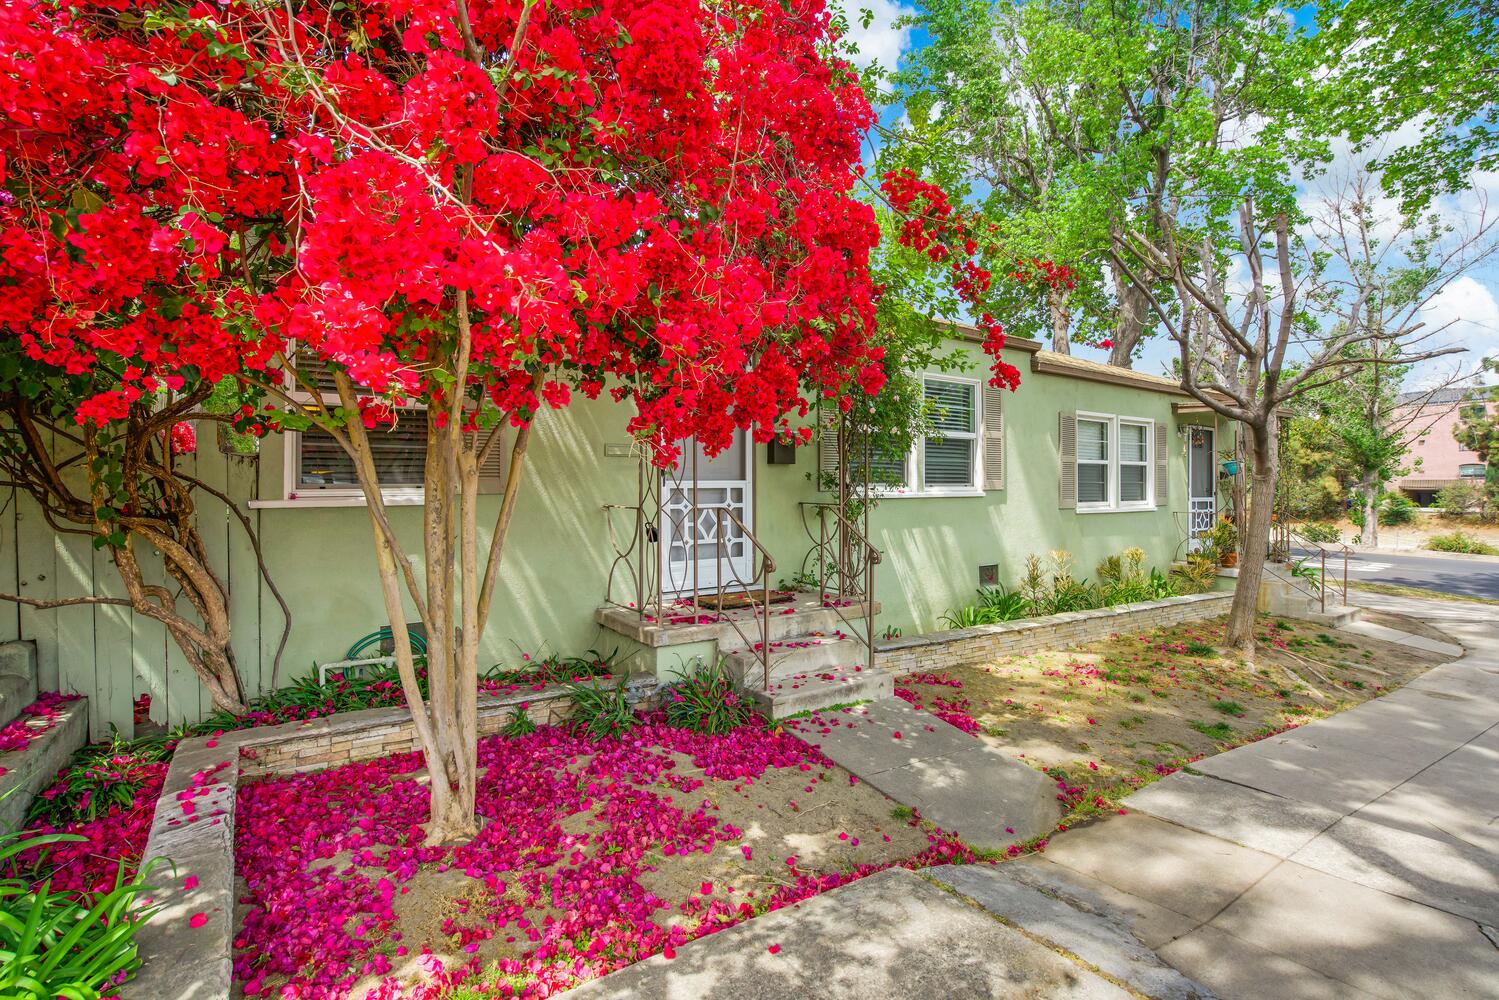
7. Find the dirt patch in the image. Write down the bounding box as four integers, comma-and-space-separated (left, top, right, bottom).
943, 612, 1454, 819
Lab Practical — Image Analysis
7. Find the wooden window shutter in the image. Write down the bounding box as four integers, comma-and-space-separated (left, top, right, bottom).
982, 383, 1005, 490
1058, 411, 1077, 509
472, 428, 508, 495
817, 410, 841, 492
1153, 421, 1169, 508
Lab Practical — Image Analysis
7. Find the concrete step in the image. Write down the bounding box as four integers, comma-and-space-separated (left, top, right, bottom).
724, 633, 868, 685
747, 667, 894, 720
595, 593, 876, 652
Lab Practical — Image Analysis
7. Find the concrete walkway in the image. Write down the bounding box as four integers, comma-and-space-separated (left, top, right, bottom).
1018, 590, 1499, 1000
784, 698, 1060, 847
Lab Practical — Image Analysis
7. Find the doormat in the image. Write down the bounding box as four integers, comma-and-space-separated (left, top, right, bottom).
697, 590, 796, 611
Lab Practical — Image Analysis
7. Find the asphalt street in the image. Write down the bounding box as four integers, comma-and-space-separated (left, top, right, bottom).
1294, 547, 1499, 602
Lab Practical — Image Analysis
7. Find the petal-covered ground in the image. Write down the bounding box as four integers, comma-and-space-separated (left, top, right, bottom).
233, 717, 973, 999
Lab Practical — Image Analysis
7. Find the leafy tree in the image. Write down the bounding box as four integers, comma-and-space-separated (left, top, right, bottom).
3, 0, 904, 842
878, 0, 1307, 367
1453, 360, 1499, 510
1316, 0, 1499, 209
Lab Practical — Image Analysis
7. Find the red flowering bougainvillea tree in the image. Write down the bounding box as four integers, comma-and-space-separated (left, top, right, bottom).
0, 4, 299, 713
3, 0, 914, 841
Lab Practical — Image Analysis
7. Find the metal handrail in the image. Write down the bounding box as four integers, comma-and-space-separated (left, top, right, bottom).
1273, 521, 1352, 612
799, 501, 881, 670
602, 474, 778, 688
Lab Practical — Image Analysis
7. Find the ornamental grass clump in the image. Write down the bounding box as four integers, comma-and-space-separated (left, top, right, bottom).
0, 824, 158, 1000
566, 680, 637, 740
663, 660, 750, 735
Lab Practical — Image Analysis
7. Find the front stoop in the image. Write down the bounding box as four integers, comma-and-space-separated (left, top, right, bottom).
596, 592, 892, 718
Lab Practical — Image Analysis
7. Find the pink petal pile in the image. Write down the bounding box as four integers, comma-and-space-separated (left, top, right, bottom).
233, 718, 973, 998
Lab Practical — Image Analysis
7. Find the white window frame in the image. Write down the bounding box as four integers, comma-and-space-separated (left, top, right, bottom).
248, 349, 432, 509
1075, 414, 1113, 511
1075, 412, 1156, 514
1116, 418, 1154, 510
871, 373, 984, 498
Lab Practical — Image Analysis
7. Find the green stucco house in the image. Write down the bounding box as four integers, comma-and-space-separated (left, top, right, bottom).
0, 330, 1230, 734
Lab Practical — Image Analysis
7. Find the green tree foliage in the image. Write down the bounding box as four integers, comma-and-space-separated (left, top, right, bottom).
1316, 0, 1499, 209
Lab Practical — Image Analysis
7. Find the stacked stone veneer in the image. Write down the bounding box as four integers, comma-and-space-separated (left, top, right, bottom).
124, 681, 587, 1000
876, 593, 1234, 675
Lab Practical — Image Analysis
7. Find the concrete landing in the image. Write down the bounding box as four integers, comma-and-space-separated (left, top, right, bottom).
785, 698, 1061, 847
562, 867, 1131, 999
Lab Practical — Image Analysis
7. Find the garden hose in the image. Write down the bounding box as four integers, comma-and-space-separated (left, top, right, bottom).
345, 626, 428, 661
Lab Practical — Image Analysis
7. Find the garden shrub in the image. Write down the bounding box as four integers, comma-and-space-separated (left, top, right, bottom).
1433, 481, 1485, 517
25, 731, 171, 828
1298, 521, 1342, 544
0, 825, 158, 1000
1350, 493, 1418, 527
1425, 530, 1499, 555
942, 548, 1183, 629
566, 679, 637, 739
662, 659, 751, 734
1170, 552, 1220, 594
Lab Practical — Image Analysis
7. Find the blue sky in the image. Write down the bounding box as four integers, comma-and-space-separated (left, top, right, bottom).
838, 1, 1499, 389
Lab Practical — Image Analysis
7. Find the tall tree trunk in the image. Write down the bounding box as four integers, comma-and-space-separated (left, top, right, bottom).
1109, 269, 1150, 369
1359, 475, 1380, 549
1226, 415, 1277, 650
1048, 284, 1071, 353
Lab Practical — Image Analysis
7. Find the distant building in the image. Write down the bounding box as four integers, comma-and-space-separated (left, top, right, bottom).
1393, 387, 1493, 505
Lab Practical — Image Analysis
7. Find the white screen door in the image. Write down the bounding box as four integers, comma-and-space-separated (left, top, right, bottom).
661, 431, 754, 595
1188, 427, 1216, 550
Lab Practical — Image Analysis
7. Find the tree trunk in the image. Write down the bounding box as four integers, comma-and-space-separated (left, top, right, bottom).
1359, 476, 1380, 549
1226, 415, 1277, 651
1048, 284, 1071, 353
1109, 270, 1150, 369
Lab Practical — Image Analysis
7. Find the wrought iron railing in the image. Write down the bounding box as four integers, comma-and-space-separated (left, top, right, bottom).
603, 457, 777, 688
1271, 521, 1351, 612
799, 501, 880, 670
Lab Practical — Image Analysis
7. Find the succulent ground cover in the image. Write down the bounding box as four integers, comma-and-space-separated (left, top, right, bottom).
231, 717, 971, 999
944, 612, 1453, 834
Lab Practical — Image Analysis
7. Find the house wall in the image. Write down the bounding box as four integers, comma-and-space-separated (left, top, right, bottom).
857, 340, 1222, 635
0, 337, 1224, 736
1394, 398, 1489, 488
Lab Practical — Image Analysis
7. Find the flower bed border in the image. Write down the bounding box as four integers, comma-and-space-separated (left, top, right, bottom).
876, 593, 1235, 675
0, 697, 89, 831
122, 681, 587, 1000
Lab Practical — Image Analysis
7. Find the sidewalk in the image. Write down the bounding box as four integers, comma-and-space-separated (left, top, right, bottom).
1021, 590, 1499, 999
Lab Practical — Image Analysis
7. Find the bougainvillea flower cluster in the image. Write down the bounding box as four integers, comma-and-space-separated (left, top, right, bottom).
233, 719, 973, 998
0, 0, 923, 465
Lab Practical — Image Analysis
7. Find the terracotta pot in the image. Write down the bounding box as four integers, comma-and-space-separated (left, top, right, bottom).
1220, 551, 1239, 568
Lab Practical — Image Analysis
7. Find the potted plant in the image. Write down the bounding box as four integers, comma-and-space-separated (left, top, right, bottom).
1209, 516, 1239, 567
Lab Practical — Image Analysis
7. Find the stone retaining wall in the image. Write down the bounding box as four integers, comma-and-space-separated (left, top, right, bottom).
0, 697, 89, 831
876, 593, 1235, 675
123, 681, 582, 1000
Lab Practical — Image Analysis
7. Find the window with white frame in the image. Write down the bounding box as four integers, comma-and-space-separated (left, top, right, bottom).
1075, 413, 1155, 512
1076, 417, 1111, 507
863, 375, 982, 495
267, 349, 502, 506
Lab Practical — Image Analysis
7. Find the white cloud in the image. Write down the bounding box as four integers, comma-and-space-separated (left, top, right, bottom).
1419, 276, 1499, 357
830, 0, 916, 71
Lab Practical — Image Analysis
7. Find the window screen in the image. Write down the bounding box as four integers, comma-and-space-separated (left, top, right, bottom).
1077, 418, 1110, 504
297, 411, 426, 490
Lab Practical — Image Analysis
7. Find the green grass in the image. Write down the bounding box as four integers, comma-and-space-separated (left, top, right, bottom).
1117, 715, 1147, 730
1185, 641, 1217, 657
890, 805, 915, 821
1189, 720, 1236, 741
1350, 581, 1499, 606
1210, 700, 1246, 717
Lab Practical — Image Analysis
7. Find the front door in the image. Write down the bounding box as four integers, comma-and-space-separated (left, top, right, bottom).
660, 431, 754, 596
1188, 426, 1217, 551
